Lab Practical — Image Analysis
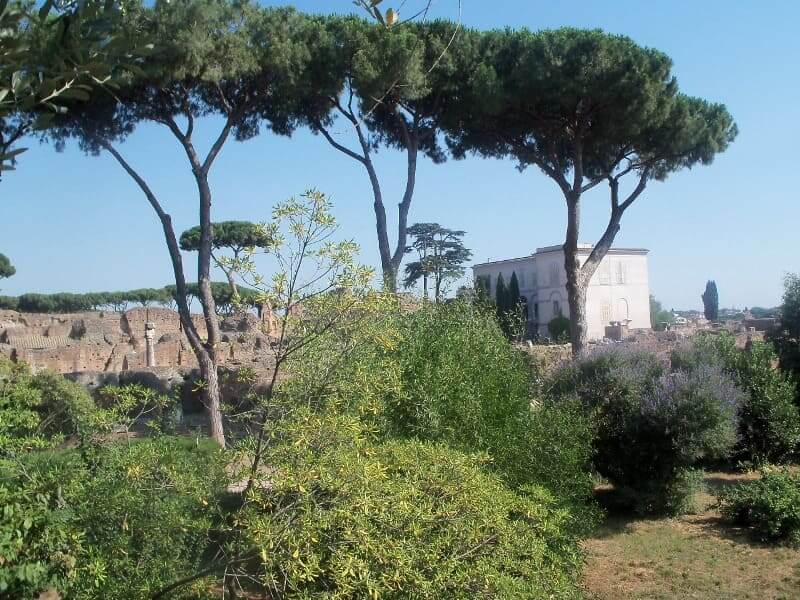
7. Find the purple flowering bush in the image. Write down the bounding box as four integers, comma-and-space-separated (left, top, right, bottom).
672, 332, 800, 464
550, 348, 742, 514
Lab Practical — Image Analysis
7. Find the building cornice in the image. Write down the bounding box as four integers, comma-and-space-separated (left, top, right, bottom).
472, 245, 649, 269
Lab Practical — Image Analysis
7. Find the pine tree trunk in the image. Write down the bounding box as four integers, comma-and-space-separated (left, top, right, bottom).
564, 195, 589, 356
199, 350, 225, 447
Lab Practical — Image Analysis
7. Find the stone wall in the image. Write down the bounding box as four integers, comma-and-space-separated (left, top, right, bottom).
0, 308, 273, 376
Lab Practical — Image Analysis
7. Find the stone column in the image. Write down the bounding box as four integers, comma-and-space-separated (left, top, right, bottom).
145, 321, 156, 367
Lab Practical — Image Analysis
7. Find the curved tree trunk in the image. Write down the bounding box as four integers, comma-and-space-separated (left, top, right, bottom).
101, 140, 226, 446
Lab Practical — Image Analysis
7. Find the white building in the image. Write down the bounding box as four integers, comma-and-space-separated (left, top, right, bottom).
472, 244, 651, 340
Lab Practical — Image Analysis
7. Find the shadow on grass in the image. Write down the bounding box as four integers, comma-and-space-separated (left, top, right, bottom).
589, 487, 643, 539
589, 473, 783, 549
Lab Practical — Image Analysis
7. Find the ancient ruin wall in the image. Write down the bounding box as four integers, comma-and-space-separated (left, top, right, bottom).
0, 308, 271, 375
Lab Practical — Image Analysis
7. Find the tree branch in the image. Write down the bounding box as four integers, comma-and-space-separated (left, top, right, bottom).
99, 139, 203, 351
314, 120, 366, 164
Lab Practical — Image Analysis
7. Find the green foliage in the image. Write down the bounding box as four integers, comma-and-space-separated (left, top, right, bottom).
97, 383, 178, 433
285, 300, 597, 524
672, 333, 800, 464
0, 284, 267, 314
649, 294, 674, 330
495, 272, 507, 314
0, 358, 225, 597
1, 0, 146, 176
179, 221, 273, 254
548, 315, 571, 342
769, 273, 800, 392
445, 27, 737, 183
0, 357, 98, 455
551, 347, 741, 514
0, 451, 84, 596
402, 222, 472, 301
65, 437, 225, 598
232, 411, 585, 599
508, 270, 521, 309
0, 437, 225, 598
702, 280, 719, 322
0, 252, 14, 279
719, 469, 800, 545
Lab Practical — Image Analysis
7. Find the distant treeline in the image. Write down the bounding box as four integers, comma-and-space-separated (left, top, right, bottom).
0, 283, 262, 314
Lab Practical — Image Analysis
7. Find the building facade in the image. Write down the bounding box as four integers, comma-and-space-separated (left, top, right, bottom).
472, 244, 651, 340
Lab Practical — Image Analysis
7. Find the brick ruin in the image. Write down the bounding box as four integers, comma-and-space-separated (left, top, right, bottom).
0, 307, 275, 377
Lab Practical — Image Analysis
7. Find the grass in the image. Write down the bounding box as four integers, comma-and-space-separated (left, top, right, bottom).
582, 471, 800, 600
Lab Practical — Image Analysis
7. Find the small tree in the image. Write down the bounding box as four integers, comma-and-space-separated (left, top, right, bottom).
223, 190, 375, 498
180, 221, 273, 300
403, 222, 472, 301
0, 253, 14, 280
702, 280, 719, 322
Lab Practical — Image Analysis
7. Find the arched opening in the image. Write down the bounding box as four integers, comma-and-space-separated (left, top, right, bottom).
618, 298, 630, 321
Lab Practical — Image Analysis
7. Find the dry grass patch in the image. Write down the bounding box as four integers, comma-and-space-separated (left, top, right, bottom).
582, 472, 800, 600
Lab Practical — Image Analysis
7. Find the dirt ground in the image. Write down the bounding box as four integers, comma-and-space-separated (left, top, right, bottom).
582, 472, 800, 600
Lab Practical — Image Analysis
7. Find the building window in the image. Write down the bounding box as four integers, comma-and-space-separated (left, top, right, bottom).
533, 301, 539, 321
616, 261, 627, 284
599, 262, 610, 285
553, 300, 561, 316
601, 303, 611, 323
549, 263, 559, 286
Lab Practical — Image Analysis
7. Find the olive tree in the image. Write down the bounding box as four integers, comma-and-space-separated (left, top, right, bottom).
47, 1, 323, 446
445, 28, 737, 354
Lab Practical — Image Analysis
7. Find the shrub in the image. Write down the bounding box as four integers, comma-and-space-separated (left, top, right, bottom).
295, 301, 596, 511
548, 315, 571, 342
0, 452, 83, 596
551, 347, 741, 514
672, 333, 800, 463
719, 469, 800, 544
231, 411, 585, 599
0, 357, 98, 455
0, 437, 225, 598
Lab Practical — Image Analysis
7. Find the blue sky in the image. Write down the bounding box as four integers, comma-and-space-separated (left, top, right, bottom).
1, 0, 798, 310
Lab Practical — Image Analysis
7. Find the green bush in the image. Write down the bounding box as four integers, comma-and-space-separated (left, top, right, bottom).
551, 347, 741, 514
719, 469, 800, 544
0, 357, 99, 455
0, 437, 225, 598
672, 333, 800, 463
548, 315, 570, 342
232, 411, 585, 599
290, 300, 597, 516
0, 451, 82, 596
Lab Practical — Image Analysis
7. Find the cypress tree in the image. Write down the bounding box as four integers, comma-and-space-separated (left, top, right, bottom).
702, 280, 719, 322
508, 271, 521, 312
495, 273, 508, 317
